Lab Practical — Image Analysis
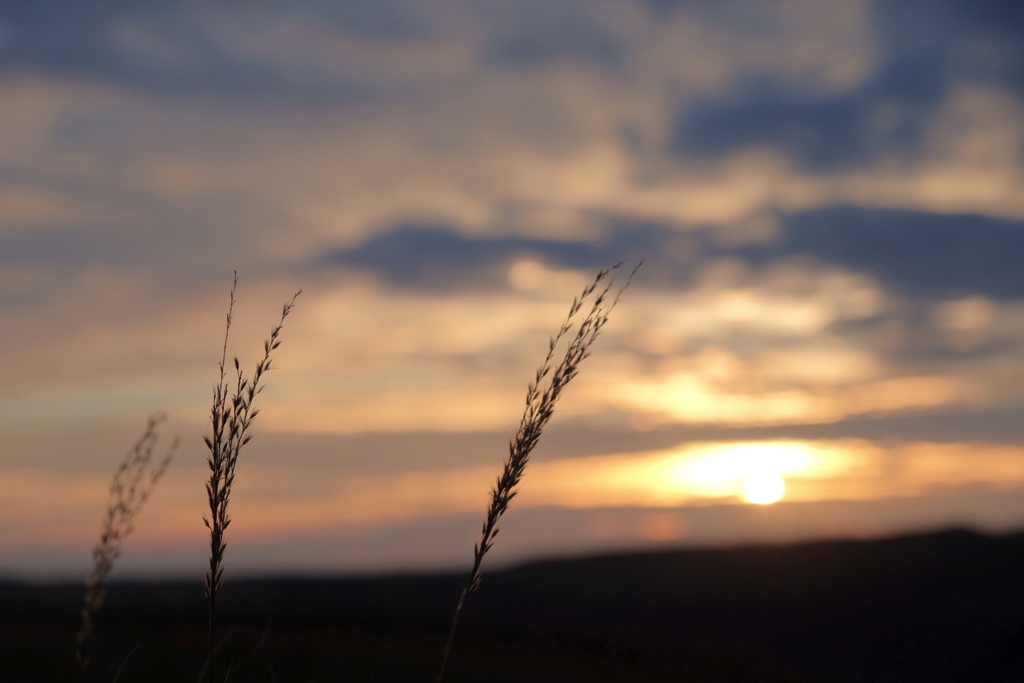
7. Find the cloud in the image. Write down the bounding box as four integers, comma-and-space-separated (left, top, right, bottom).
673, 75, 937, 170
671, 0, 1024, 171
323, 225, 601, 289
876, 0, 1024, 93
481, 6, 626, 69
322, 220, 680, 289
727, 206, 1024, 300
0, 2, 380, 105
671, 46, 944, 170
5, 0, 1021, 296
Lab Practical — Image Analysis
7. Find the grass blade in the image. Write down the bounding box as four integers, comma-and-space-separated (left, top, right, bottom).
436, 259, 641, 682
204, 273, 300, 683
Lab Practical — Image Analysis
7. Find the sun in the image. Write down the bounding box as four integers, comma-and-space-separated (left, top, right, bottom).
659, 440, 811, 505
741, 471, 786, 505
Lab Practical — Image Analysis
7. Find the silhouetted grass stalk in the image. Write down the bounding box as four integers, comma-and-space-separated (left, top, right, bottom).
436, 259, 642, 683
203, 273, 300, 683
75, 414, 176, 681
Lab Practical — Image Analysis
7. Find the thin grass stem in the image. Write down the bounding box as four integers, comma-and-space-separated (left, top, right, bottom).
75, 414, 176, 681
436, 259, 642, 683
203, 273, 300, 683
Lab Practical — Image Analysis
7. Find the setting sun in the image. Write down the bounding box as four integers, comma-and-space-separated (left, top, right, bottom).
660, 440, 818, 504
741, 471, 786, 505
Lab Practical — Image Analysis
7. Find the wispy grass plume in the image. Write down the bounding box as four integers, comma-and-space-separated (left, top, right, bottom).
76, 413, 177, 681
203, 273, 300, 683
436, 259, 642, 682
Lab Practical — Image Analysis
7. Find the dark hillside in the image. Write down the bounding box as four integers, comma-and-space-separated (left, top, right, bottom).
5, 528, 1024, 682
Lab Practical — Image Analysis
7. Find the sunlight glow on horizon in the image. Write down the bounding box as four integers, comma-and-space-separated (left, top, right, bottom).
741, 471, 787, 505
16, 437, 1024, 549
661, 441, 820, 503
8, 436, 1024, 577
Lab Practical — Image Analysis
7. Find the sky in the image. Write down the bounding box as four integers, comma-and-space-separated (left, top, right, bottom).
4, 0, 1024, 580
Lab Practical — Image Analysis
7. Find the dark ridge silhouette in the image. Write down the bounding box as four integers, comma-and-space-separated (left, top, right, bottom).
6, 527, 1024, 682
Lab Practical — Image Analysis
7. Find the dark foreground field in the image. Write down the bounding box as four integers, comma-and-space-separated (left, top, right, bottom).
6, 528, 1024, 682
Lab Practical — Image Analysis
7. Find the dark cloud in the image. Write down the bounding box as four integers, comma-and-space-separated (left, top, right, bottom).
875, 0, 1024, 90
672, 0, 1024, 170
0, 2, 378, 104
941, 2, 1024, 94
673, 78, 929, 170
322, 221, 684, 289
2, 0, 625, 95
672, 58, 947, 170
305, 3, 431, 41
482, 14, 625, 69
642, 0, 693, 17
324, 206, 1024, 303
724, 206, 1024, 301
